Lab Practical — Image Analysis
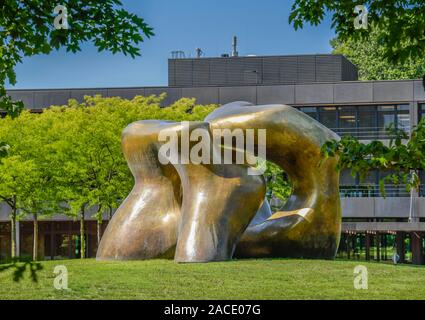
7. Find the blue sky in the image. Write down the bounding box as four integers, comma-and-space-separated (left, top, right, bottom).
9, 0, 335, 89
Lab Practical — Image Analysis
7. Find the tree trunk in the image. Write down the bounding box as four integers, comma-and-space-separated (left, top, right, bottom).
10, 208, 16, 259
108, 206, 113, 220
80, 206, 85, 259
97, 218, 102, 247
96, 205, 103, 247
33, 213, 38, 261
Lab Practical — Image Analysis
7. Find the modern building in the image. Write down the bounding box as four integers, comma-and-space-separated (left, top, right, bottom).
2, 53, 425, 264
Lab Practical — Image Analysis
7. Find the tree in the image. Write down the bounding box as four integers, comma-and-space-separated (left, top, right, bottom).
289, 1, 425, 62
45, 95, 217, 258
0, 0, 153, 115
0, 111, 60, 260
332, 25, 425, 80
0, 94, 218, 260
0, 156, 35, 259
321, 120, 425, 200
0, 112, 36, 259
264, 162, 292, 209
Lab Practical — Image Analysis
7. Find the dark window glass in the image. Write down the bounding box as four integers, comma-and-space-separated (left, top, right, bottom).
360, 170, 378, 185
357, 106, 377, 139
338, 106, 357, 129
357, 106, 376, 128
396, 104, 410, 131
419, 170, 425, 197
377, 105, 396, 128
318, 107, 338, 128
340, 169, 357, 185
299, 107, 318, 120
419, 104, 425, 120
297, 104, 410, 140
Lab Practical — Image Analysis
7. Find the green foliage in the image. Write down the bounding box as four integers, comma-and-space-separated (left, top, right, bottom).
264, 162, 292, 204
289, 1, 425, 63
0, 142, 9, 158
0, 0, 153, 116
0, 110, 62, 218
0, 94, 217, 224
321, 119, 425, 196
331, 25, 425, 80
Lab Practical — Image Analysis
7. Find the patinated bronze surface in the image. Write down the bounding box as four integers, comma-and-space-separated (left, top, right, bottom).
206, 103, 341, 259
97, 121, 182, 260
97, 102, 341, 262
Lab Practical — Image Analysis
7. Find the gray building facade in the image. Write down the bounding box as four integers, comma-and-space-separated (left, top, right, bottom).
168, 54, 358, 87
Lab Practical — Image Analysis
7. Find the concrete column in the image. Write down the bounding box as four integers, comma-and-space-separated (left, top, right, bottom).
345, 234, 350, 259
396, 232, 405, 263
411, 232, 424, 265
365, 233, 371, 261
50, 221, 54, 260
376, 234, 380, 262
383, 234, 387, 260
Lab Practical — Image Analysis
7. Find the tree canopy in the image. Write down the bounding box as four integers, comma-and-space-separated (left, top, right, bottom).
321, 120, 425, 196
0, 0, 153, 116
0, 94, 217, 259
332, 25, 425, 80
289, 1, 425, 63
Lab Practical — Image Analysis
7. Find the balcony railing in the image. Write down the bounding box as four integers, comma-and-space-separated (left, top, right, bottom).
340, 185, 412, 198
330, 127, 410, 140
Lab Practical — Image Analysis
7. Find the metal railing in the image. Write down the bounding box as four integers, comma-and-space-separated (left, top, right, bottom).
339, 185, 412, 198
330, 126, 410, 140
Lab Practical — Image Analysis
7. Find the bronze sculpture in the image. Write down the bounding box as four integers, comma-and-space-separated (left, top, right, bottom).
97, 102, 341, 262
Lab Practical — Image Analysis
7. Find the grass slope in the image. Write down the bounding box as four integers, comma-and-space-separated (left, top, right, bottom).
0, 259, 424, 300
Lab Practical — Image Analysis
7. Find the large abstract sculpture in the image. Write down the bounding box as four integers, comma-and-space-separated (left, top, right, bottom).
97, 102, 341, 262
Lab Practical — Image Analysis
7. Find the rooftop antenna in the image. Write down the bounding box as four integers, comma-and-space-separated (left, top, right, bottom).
171, 50, 186, 59
231, 36, 238, 57
195, 48, 204, 58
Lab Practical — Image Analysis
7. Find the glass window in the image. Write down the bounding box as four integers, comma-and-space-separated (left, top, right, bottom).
357, 106, 376, 128
357, 106, 377, 139
419, 170, 425, 197
340, 169, 357, 186
420, 170, 425, 184
299, 107, 318, 120
297, 104, 410, 139
419, 104, 425, 120
396, 104, 410, 131
359, 170, 378, 185
318, 107, 338, 128
377, 105, 396, 129
338, 106, 357, 129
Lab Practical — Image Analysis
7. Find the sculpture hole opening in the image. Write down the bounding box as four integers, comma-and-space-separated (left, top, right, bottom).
264, 161, 292, 212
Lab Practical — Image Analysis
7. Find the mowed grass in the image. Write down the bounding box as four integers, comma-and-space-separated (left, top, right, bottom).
0, 258, 424, 300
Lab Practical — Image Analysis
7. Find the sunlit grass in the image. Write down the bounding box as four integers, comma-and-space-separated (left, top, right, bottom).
0, 258, 424, 300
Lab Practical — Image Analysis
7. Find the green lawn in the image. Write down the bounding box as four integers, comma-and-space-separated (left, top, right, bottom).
0, 258, 424, 300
